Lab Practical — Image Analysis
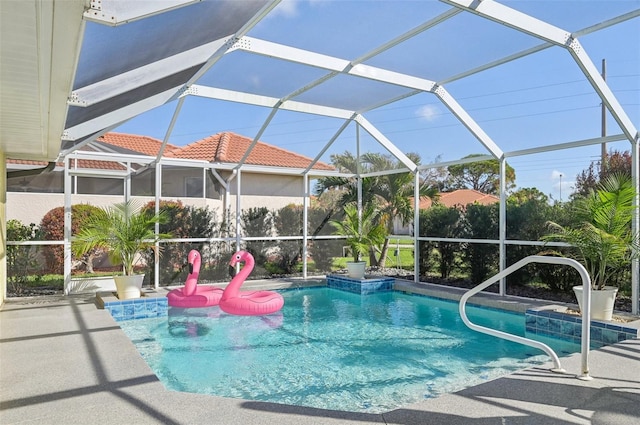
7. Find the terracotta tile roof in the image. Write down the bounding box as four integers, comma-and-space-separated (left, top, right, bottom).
97, 132, 178, 157
168, 132, 334, 171
7, 131, 333, 172
415, 189, 499, 209
6, 159, 52, 167
5, 157, 125, 171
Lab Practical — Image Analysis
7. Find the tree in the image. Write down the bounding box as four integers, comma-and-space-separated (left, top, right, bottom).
241, 207, 273, 267
329, 203, 386, 263
420, 205, 463, 278
274, 204, 304, 274
574, 150, 632, 198
363, 152, 438, 267
40, 204, 104, 273
315, 150, 438, 267
460, 203, 500, 283
505, 188, 552, 286
543, 174, 639, 290
447, 154, 515, 195
6, 220, 39, 294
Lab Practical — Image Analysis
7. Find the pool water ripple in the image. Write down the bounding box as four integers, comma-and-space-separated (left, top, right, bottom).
119, 287, 579, 413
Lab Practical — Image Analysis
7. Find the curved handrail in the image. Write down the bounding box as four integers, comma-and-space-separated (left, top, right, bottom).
459, 255, 592, 378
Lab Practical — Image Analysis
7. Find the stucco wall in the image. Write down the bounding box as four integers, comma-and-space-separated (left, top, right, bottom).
228, 173, 303, 197
6, 172, 305, 230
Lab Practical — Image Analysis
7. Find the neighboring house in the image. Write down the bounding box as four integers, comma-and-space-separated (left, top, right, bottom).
6, 132, 333, 226
393, 189, 500, 235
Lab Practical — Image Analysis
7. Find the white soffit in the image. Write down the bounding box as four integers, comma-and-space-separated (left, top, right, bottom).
0, 0, 85, 160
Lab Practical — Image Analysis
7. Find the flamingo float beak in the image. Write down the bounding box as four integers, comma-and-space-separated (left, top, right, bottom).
188, 262, 194, 274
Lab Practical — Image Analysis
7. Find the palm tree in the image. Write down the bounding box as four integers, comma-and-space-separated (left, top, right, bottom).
316, 151, 438, 267
543, 173, 639, 290
72, 200, 171, 276
329, 203, 386, 263
363, 152, 439, 267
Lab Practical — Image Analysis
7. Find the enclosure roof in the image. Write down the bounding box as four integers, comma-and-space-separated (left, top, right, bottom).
1, 0, 638, 165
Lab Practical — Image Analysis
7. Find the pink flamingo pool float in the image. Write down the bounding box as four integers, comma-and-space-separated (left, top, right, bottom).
167, 250, 223, 308
219, 250, 284, 316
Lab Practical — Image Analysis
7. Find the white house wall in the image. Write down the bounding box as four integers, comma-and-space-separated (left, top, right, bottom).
6, 172, 305, 229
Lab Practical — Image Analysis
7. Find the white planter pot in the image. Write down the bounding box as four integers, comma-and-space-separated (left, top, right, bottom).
573, 285, 618, 321
346, 262, 366, 279
113, 274, 145, 300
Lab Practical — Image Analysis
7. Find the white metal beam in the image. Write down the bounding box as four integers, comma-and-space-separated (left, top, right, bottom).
355, 115, 419, 172
83, 0, 201, 26
240, 37, 437, 93
432, 85, 504, 159
504, 134, 628, 158
417, 154, 496, 171
565, 38, 638, 142
443, 0, 571, 46
68, 39, 227, 107
186, 85, 355, 119
444, 0, 638, 143
304, 117, 356, 174
63, 87, 182, 141
179, 1, 282, 90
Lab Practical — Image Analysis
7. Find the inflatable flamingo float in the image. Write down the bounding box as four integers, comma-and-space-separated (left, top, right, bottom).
219, 250, 284, 316
167, 250, 223, 308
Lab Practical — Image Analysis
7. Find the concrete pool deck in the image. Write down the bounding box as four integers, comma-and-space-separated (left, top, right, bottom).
1, 282, 639, 424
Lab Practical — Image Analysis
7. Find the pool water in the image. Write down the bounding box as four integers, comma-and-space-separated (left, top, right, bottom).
119, 287, 580, 413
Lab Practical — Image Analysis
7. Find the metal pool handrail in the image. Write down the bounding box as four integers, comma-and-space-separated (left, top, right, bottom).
458, 255, 592, 380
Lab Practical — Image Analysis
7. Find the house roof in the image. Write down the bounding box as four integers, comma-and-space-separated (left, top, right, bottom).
167, 132, 334, 171
98, 133, 179, 157
7, 132, 334, 172
416, 189, 499, 209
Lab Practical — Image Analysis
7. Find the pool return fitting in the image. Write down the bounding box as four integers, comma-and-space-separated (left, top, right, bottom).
459, 255, 593, 380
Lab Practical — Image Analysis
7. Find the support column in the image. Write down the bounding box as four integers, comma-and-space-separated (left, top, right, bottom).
499, 157, 507, 296
302, 173, 309, 279
154, 164, 161, 290
64, 157, 72, 295
0, 150, 6, 305
632, 139, 639, 315
414, 172, 420, 284
235, 169, 242, 251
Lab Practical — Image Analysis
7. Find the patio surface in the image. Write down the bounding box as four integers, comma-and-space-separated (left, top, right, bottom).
1, 285, 639, 425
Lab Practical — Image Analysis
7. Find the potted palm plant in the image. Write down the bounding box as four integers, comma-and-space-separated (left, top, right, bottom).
330, 203, 387, 279
72, 200, 171, 299
543, 174, 639, 320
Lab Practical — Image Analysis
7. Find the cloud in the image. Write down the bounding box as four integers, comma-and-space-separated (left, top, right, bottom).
270, 0, 300, 18
415, 104, 440, 121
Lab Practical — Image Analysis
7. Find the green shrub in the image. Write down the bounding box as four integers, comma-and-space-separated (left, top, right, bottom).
39, 204, 103, 273
6, 220, 39, 294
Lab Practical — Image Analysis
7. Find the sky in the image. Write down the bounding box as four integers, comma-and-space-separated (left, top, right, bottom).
113, 0, 640, 201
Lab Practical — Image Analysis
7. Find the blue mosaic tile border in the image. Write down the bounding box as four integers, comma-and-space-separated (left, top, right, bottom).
327, 275, 394, 295
525, 308, 638, 348
103, 296, 168, 322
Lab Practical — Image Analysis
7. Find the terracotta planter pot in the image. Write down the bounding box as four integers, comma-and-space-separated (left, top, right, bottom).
573, 285, 618, 321
114, 274, 145, 299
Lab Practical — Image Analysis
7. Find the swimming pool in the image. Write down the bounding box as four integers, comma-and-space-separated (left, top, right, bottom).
119, 287, 580, 413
